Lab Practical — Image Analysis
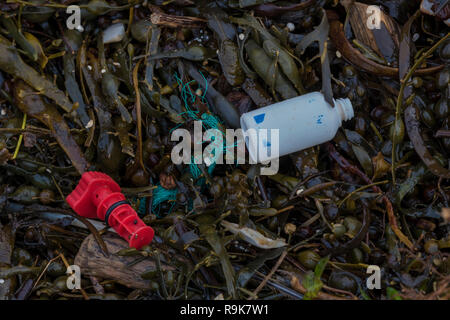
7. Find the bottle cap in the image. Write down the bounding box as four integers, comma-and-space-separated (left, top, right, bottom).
335, 98, 354, 121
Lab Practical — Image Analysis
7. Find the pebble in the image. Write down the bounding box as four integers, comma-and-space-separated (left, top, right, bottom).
103, 23, 126, 44
286, 22, 295, 32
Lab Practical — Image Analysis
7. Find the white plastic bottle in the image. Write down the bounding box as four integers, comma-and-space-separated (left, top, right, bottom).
240, 92, 354, 163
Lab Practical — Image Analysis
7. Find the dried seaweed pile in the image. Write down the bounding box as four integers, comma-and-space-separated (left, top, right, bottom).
0, 0, 449, 300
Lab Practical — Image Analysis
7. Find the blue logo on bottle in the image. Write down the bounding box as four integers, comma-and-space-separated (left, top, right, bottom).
254, 113, 265, 124
317, 115, 324, 124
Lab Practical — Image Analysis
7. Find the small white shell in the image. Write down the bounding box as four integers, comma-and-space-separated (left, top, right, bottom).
420, 0, 434, 15
221, 220, 287, 249
103, 23, 126, 44
286, 22, 295, 32
85, 119, 94, 129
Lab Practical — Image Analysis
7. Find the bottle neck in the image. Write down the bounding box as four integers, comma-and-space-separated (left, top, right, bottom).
334, 98, 354, 122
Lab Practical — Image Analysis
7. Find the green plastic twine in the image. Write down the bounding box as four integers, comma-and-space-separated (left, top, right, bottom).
172, 72, 226, 178
136, 197, 150, 217
152, 73, 233, 217
151, 184, 178, 217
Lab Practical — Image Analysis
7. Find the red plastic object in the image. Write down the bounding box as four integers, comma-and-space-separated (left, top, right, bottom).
66, 172, 154, 249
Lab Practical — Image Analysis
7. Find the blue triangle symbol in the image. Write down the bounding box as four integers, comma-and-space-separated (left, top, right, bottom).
253, 113, 265, 124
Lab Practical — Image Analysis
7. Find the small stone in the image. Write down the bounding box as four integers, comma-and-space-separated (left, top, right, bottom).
284, 223, 296, 235
103, 23, 126, 44
286, 22, 295, 32
238, 33, 245, 41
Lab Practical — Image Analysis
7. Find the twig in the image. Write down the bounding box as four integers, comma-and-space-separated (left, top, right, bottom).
32, 254, 62, 292
12, 113, 27, 159
132, 59, 146, 172
250, 250, 287, 300
255, 205, 295, 223
285, 270, 354, 300
289, 171, 329, 200
0, 127, 50, 135
322, 284, 359, 299
315, 199, 332, 230
7, 0, 67, 8
84, 108, 95, 148
149, 12, 206, 28
337, 180, 388, 208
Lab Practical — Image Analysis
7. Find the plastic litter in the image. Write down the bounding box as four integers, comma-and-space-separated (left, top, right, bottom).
66, 171, 154, 249
240, 92, 354, 163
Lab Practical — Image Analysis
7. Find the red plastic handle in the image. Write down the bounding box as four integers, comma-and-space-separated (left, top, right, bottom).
66, 172, 154, 249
